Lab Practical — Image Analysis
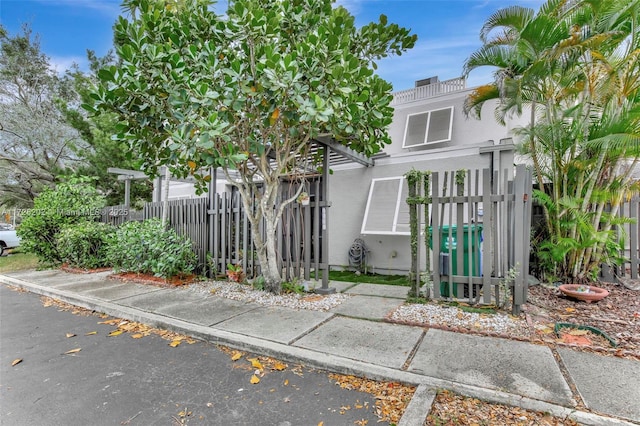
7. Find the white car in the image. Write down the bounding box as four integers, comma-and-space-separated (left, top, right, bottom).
0, 223, 20, 256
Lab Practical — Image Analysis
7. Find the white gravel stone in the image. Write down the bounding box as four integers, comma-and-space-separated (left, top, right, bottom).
187, 281, 530, 336
187, 280, 350, 311
389, 303, 531, 336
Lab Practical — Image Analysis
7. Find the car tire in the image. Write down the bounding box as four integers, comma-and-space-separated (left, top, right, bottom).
0, 244, 5, 257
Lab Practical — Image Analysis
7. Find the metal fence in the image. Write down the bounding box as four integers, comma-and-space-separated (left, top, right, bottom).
409, 165, 533, 314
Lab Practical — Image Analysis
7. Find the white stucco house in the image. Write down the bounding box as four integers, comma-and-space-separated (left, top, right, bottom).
326, 76, 527, 273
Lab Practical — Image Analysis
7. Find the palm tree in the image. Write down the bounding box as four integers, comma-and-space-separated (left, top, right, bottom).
464, 0, 640, 281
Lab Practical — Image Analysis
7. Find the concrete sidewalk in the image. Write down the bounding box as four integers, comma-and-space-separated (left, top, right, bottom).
1, 269, 638, 425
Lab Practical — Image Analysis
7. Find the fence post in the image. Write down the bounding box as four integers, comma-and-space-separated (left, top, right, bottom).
431, 172, 441, 299
512, 164, 531, 314
481, 168, 493, 304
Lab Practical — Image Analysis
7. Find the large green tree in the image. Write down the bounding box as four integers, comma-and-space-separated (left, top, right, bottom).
463, 0, 640, 281
61, 53, 152, 207
0, 25, 86, 208
90, 0, 416, 293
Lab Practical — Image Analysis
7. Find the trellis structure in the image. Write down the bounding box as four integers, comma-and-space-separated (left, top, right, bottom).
406, 164, 533, 314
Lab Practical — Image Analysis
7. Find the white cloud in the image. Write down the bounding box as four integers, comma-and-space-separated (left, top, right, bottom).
49, 55, 86, 74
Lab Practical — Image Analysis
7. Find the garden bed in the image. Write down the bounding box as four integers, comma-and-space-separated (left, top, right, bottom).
108, 272, 199, 288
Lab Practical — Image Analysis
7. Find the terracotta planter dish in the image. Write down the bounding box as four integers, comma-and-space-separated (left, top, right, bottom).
558, 284, 609, 303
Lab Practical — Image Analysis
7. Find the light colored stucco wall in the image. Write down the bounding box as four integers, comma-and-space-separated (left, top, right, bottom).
327, 83, 526, 274
328, 148, 500, 273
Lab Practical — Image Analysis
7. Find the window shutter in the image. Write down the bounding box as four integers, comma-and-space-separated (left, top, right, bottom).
361, 177, 411, 235
403, 112, 428, 147
426, 107, 453, 143
403, 107, 454, 148
395, 179, 411, 234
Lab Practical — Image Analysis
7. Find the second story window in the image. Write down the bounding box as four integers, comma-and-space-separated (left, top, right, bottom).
402, 106, 454, 148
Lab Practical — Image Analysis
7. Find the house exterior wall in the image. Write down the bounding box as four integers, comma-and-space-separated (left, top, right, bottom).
327, 79, 528, 274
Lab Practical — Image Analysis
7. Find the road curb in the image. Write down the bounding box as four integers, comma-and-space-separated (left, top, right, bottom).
1, 274, 636, 426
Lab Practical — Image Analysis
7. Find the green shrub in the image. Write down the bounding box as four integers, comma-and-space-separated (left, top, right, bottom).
57, 222, 115, 269
17, 179, 106, 265
106, 219, 196, 278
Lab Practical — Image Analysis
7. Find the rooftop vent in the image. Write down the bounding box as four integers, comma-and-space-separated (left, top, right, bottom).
415, 76, 439, 87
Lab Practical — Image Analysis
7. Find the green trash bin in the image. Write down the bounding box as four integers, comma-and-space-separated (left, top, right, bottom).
428, 224, 483, 297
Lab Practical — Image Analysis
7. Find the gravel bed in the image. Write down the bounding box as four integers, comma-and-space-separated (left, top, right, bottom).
187, 281, 531, 336
187, 280, 350, 311
389, 303, 532, 336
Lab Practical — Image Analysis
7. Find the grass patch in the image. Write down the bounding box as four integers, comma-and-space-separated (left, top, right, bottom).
0, 249, 40, 273
329, 270, 409, 286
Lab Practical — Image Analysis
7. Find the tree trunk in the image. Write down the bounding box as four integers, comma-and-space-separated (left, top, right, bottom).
263, 217, 282, 293
232, 175, 290, 294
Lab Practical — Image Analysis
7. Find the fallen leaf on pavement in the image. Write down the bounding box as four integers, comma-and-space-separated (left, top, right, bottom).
65, 348, 82, 354
11, 358, 22, 366
85, 331, 97, 336
250, 375, 260, 384
273, 362, 287, 371
231, 351, 243, 361
66, 333, 76, 338
131, 333, 144, 339
108, 330, 124, 337
169, 340, 181, 347
248, 358, 263, 371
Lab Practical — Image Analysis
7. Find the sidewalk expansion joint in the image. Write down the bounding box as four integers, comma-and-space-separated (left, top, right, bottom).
401, 329, 427, 371
287, 313, 337, 346
551, 346, 587, 409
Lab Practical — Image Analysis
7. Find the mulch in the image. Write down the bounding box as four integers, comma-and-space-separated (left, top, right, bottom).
107, 271, 199, 288
524, 281, 640, 359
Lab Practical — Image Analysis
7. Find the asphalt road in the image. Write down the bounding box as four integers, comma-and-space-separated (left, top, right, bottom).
0, 284, 383, 425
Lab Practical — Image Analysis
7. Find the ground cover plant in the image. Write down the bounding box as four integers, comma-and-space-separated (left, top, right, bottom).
329, 270, 409, 286
0, 248, 39, 272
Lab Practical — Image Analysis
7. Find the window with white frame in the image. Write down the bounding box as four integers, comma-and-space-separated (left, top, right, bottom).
402, 106, 454, 148
361, 177, 411, 235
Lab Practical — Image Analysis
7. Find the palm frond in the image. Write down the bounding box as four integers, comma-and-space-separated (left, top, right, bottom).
479, 6, 535, 44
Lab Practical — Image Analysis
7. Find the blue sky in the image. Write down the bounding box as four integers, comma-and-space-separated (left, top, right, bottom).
1, 0, 543, 91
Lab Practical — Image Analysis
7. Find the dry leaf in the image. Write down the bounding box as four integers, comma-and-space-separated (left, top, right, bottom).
11, 358, 22, 366
169, 340, 181, 347
85, 331, 97, 336
283, 379, 289, 386
131, 333, 144, 339
248, 358, 263, 371
66, 333, 76, 338
231, 351, 243, 361
108, 329, 124, 337
565, 307, 576, 313
250, 375, 260, 384
65, 348, 82, 354
318, 422, 324, 426
273, 362, 287, 371
568, 329, 589, 336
